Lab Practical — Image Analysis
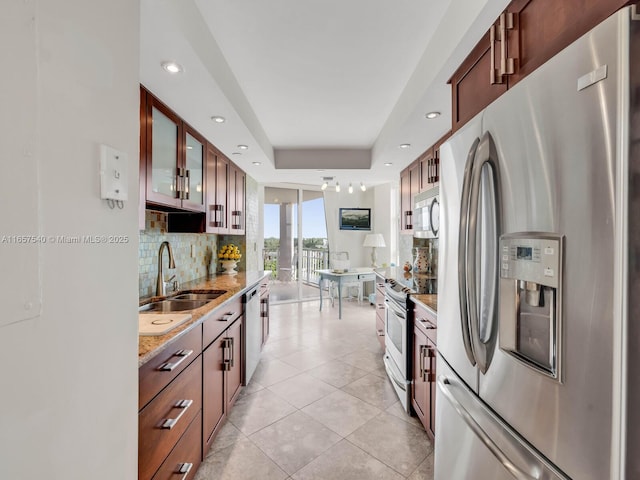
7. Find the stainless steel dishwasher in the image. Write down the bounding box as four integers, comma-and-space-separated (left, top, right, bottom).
243, 286, 260, 384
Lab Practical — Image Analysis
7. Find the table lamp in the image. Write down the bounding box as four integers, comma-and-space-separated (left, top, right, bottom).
363, 233, 386, 268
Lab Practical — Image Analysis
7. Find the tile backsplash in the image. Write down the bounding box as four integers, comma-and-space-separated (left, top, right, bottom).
139, 211, 218, 298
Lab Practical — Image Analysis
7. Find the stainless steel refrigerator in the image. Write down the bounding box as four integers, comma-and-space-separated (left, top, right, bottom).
436, 6, 638, 479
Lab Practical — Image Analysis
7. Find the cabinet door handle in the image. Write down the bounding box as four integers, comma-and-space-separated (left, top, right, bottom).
498, 12, 516, 77
221, 338, 232, 371
490, 23, 503, 85
183, 169, 190, 200
405, 211, 413, 230
419, 345, 427, 380
177, 462, 193, 480
158, 349, 193, 371
161, 399, 193, 429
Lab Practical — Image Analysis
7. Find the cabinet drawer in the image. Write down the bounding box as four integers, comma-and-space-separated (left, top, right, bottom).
413, 305, 437, 345
139, 324, 203, 410
203, 295, 242, 348
151, 411, 202, 480
139, 357, 203, 480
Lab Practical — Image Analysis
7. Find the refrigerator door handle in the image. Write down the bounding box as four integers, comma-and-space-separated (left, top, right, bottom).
458, 137, 480, 367
466, 131, 501, 373
437, 375, 539, 480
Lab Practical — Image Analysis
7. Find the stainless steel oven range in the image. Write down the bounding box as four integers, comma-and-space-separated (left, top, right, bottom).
383, 280, 412, 412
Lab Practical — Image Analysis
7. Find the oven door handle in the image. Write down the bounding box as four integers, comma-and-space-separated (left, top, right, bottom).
385, 298, 406, 320
384, 355, 407, 392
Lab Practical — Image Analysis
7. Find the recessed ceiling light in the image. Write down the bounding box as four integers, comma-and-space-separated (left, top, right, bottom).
360, 182, 366, 192
399, 144, 411, 149
348, 183, 353, 194
384, 162, 393, 166
161, 61, 183, 74
252, 161, 261, 166
425, 111, 441, 119
211, 116, 226, 123
237, 144, 249, 150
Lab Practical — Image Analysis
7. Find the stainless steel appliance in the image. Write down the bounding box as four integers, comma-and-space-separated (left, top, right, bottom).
413, 187, 440, 239
242, 286, 260, 385
436, 8, 636, 479
383, 280, 411, 412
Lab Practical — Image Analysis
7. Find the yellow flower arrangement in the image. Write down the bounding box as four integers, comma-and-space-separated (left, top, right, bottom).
218, 243, 242, 261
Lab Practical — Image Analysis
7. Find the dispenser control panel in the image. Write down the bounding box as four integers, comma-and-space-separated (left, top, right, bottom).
499, 233, 563, 289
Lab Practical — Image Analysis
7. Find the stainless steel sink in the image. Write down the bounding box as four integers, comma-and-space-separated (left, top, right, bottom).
171, 290, 226, 301
139, 299, 210, 313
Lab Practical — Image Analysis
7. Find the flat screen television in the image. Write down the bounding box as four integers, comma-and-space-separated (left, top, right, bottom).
339, 208, 371, 231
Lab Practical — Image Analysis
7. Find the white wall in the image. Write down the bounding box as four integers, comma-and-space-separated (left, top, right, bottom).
323, 188, 375, 267
0, 1, 139, 478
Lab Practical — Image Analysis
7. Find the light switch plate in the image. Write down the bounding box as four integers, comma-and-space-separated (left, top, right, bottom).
100, 144, 128, 201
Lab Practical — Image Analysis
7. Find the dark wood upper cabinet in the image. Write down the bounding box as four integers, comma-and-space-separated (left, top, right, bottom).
140, 85, 249, 232
449, 24, 507, 132
229, 162, 246, 235
450, 0, 630, 132
507, 0, 632, 87
205, 144, 229, 234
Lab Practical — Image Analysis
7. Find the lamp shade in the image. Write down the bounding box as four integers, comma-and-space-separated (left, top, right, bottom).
363, 233, 386, 248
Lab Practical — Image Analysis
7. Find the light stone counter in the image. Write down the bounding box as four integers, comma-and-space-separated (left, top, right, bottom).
138, 271, 270, 366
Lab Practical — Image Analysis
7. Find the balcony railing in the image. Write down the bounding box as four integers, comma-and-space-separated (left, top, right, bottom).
263, 248, 329, 284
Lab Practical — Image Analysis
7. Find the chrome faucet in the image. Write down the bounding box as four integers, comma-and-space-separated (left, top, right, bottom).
156, 241, 176, 296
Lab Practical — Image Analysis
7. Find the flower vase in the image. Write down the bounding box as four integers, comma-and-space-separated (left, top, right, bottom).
221, 260, 238, 275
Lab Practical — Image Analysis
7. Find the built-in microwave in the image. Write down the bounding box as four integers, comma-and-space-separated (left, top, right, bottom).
413, 186, 439, 238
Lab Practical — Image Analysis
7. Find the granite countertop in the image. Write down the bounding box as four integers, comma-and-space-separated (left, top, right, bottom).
411, 294, 438, 314
374, 267, 438, 295
138, 270, 270, 366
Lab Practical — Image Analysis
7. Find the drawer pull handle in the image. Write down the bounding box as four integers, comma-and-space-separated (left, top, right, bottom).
418, 318, 437, 330
158, 349, 193, 372
376, 329, 385, 337
161, 399, 193, 429
177, 462, 193, 480
219, 312, 236, 322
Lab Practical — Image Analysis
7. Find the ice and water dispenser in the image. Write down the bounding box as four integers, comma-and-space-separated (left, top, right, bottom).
499, 233, 563, 381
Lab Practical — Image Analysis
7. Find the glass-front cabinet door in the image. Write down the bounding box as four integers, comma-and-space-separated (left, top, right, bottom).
143, 88, 206, 213
147, 103, 181, 208
182, 128, 206, 212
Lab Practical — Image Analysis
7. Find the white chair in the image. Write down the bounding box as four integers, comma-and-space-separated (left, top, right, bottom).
328, 251, 362, 304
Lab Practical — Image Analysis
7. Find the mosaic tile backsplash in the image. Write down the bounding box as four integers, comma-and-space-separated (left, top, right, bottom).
139, 211, 219, 298
139, 175, 259, 298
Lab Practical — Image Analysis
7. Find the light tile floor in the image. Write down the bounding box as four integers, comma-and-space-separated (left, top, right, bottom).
194, 300, 434, 480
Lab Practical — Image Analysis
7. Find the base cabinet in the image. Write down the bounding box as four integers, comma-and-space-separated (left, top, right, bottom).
202, 316, 243, 453
260, 281, 270, 347
151, 411, 202, 480
411, 301, 437, 440
375, 278, 386, 348
139, 356, 203, 480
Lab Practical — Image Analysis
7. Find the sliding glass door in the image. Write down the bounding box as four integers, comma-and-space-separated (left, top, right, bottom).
263, 187, 327, 304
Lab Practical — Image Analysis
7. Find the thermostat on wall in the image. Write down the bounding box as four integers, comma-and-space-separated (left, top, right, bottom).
100, 144, 128, 201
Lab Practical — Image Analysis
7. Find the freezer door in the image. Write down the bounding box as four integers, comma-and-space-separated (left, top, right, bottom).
479, 9, 624, 480
438, 114, 483, 391
435, 355, 568, 480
